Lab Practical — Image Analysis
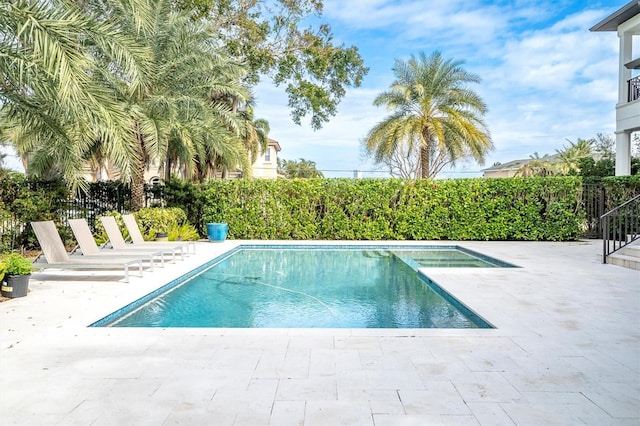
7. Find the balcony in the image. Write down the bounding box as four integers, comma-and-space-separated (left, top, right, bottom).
628, 75, 640, 101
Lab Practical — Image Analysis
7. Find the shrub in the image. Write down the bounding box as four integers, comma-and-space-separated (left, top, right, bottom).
190, 177, 584, 241
97, 207, 197, 241
0, 173, 70, 250
133, 207, 188, 240
1, 252, 33, 276
602, 176, 640, 210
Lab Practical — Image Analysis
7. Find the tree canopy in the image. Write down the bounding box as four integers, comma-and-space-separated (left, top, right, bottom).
278, 158, 324, 178
363, 51, 492, 179
1, 0, 366, 210
172, 0, 368, 129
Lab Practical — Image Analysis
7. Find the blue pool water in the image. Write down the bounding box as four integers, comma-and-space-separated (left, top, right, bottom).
94, 246, 509, 329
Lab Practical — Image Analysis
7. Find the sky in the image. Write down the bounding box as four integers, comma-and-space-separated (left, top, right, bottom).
253, 0, 624, 178
0, 0, 625, 178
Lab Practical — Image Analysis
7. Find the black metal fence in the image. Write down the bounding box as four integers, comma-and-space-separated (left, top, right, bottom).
0, 180, 164, 251
582, 183, 606, 238
56, 183, 165, 230
63, 182, 132, 230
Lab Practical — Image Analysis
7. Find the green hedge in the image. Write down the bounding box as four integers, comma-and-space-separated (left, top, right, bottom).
0, 172, 71, 250
602, 175, 640, 210
162, 177, 585, 241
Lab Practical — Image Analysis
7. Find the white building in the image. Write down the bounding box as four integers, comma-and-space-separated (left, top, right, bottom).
591, 1, 640, 176
250, 139, 281, 179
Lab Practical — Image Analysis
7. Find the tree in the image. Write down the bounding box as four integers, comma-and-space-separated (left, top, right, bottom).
514, 153, 558, 177
577, 157, 615, 177
238, 106, 270, 171
367, 135, 458, 179
594, 133, 615, 160
172, 0, 368, 129
556, 138, 594, 175
0, 0, 149, 189
105, 0, 255, 208
364, 51, 492, 179
278, 158, 324, 178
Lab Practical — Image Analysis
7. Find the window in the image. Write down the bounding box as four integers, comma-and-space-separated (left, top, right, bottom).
264, 147, 272, 162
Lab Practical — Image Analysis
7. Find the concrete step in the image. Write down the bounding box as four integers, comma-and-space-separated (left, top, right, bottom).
607, 252, 640, 270
602, 238, 640, 269
618, 243, 640, 258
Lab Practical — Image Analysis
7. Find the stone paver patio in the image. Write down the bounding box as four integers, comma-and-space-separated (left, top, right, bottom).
1, 240, 638, 425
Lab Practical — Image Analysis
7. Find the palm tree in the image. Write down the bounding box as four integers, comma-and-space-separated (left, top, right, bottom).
3, 0, 252, 209
84, 0, 250, 208
0, 0, 150, 189
556, 138, 594, 175
278, 158, 324, 178
240, 106, 270, 166
364, 51, 492, 179
515, 153, 558, 177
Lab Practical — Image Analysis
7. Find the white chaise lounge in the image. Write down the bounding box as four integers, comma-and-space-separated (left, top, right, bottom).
31, 220, 149, 282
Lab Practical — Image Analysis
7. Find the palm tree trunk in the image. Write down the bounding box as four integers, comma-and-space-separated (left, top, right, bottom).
131, 127, 146, 211
420, 129, 431, 178
420, 146, 430, 178
165, 157, 172, 181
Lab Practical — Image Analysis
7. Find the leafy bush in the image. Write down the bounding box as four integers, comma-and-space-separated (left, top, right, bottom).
160, 179, 207, 235
98, 207, 196, 241
133, 207, 189, 240
183, 177, 585, 241
167, 223, 200, 241
602, 176, 640, 210
0, 173, 70, 250
1, 252, 33, 276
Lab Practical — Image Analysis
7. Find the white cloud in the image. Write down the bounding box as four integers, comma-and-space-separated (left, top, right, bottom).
253, 1, 621, 176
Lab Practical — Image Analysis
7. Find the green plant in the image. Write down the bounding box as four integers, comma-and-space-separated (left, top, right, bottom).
1, 252, 33, 276
167, 223, 199, 241
193, 176, 584, 241
95, 211, 128, 245
134, 207, 189, 241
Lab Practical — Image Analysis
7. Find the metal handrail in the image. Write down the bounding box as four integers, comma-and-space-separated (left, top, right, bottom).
601, 194, 640, 263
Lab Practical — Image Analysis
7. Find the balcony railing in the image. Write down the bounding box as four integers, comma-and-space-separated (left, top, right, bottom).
628, 76, 640, 101
601, 194, 640, 263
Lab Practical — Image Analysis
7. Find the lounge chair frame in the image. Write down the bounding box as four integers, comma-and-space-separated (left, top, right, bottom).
31, 221, 147, 282
68, 218, 172, 266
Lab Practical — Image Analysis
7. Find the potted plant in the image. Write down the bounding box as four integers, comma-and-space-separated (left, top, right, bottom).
0, 252, 33, 298
152, 228, 169, 242
206, 222, 228, 242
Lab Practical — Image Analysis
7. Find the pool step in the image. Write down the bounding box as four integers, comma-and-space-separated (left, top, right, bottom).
396, 257, 495, 269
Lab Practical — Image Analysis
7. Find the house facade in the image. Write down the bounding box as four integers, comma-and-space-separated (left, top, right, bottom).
250, 139, 281, 179
482, 159, 529, 178
83, 138, 281, 183
591, 1, 640, 176
482, 154, 562, 178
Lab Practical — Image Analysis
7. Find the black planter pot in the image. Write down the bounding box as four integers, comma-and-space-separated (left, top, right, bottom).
1, 274, 30, 298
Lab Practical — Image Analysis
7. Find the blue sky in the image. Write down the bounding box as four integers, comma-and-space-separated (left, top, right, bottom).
0, 0, 624, 178
254, 0, 623, 178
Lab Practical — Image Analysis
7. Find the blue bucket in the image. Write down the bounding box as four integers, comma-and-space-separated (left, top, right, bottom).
206, 223, 228, 242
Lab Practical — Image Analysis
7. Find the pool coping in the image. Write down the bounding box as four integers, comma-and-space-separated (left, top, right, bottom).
2, 239, 639, 425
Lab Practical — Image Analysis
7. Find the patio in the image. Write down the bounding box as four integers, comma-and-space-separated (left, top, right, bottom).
1, 239, 638, 425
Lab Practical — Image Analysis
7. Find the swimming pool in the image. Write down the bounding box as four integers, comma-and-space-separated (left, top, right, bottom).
92, 245, 512, 329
